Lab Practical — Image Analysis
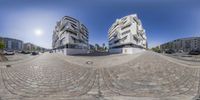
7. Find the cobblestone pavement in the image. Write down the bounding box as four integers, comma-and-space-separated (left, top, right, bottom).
164, 53, 200, 63
4, 53, 33, 62
0, 51, 200, 100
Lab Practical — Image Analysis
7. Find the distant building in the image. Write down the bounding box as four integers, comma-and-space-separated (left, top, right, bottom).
0, 37, 23, 51
102, 43, 106, 49
108, 14, 147, 54
160, 37, 200, 52
52, 16, 89, 55
23, 43, 46, 52
89, 44, 95, 52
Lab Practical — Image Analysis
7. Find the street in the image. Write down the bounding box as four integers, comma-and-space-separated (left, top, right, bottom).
0, 51, 200, 100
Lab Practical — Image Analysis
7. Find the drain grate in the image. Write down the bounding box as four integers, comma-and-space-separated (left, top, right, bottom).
6, 65, 11, 68
86, 61, 93, 65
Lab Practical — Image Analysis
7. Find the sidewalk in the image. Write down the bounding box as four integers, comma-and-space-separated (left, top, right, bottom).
0, 54, 8, 62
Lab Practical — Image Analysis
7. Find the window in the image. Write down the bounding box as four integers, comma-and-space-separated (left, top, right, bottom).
113, 23, 119, 29
121, 36, 127, 42
122, 20, 127, 24
133, 18, 139, 25
60, 32, 65, 38
122, 30, 130, 35
71, 23, 77, 27
8, 40, 12, 49
71, 23, 77, 30
121, 24, 131, 30
60, 37, 65, 45
67, 30, 77, 36
133, 36, 139, 42
114, 40, 119, 44
18, 42, 21, 49
66, 18, 77, 24
60, 25, 65, 31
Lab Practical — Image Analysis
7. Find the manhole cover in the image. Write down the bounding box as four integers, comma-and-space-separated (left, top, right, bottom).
6, 65, 11, 68
86, 61, 93, 65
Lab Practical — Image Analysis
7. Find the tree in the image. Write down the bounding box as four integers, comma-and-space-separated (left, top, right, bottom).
102, 43, 106, 51
102, 43, 105, 48
32, 46, 36, 52
151, 46, 161, 53
0, 41, 5, 49
0, 40, 5, 53
37, 47, 41, 52
104, 47, 108, 51
95, 44, 100, 51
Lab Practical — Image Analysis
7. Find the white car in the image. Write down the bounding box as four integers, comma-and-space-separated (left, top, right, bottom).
4, 50, 15, 55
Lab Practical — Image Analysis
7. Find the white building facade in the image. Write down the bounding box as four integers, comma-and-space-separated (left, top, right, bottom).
108, 14, 147, 54
52, 16, 89, 55
160, 37, 200, 52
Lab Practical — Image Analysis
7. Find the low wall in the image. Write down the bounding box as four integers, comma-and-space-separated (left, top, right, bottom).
53, 48, 88, 55
65, 48, 88, 55
109, 48, 145, 54
109, 48, 122, 54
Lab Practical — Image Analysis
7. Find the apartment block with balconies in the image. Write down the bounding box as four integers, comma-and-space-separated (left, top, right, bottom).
52, 16, 89, 55
108, 14, 147, 54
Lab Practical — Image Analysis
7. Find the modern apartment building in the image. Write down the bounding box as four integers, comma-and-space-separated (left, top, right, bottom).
52, 16, 89, 55
23, 43, 46, 52
0, 37, 23, 51
160, 37, 200, 52
108, 14, 147, 54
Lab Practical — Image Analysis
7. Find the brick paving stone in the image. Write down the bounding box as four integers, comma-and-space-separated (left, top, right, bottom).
0, 51, 199, 100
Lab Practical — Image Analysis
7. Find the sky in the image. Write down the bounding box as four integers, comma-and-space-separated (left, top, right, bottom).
0, 0, 200, 49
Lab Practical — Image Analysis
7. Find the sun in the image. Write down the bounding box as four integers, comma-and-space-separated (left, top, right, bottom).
35, 29, 43, 36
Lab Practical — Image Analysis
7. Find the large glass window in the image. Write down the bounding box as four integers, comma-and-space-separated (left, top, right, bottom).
133, 36, 139, 42
8, 40, 12, 49
121, 24, 131, 30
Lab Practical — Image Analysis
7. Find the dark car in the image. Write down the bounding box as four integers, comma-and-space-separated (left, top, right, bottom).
165, 49, 175, 54
31, 52, 39, 55
189, 49, 200, 55
49, 50, 53, 53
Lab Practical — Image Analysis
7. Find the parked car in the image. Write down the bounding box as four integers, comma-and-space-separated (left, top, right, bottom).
165, 49, 175, 54
49, 50, 53, 53
17, 51, 22, 53
31, 52, 39, 55
21, 51, 31, 54
189, 49, 200, 55
4, 50, 15, 55
178, 50, 184, 53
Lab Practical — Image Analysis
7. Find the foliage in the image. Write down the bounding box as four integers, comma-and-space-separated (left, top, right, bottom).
104, 47, 108, 50
32, 46, 36, 51
94, 43, 107, 52
0, 41, 5, 50
151, 46, 161, 53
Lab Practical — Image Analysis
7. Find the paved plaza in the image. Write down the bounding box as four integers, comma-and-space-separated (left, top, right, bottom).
0, 51, 200, 100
